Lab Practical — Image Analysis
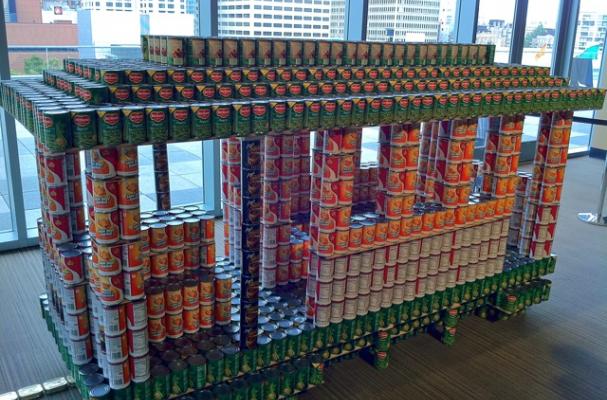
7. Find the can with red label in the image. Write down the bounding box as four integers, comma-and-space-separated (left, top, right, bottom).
93, 178, 119, 211
97, 273, 124, 306
47, 185, 70, 214
125, 300, 147, 330
95, 210, 120, 244
124, 268, 145, 300
45, 154, 68, 186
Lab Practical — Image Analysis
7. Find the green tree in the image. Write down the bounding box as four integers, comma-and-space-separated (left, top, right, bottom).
524, 23, 546, 47
23, 55, 45, 75
23, 56, 63, 75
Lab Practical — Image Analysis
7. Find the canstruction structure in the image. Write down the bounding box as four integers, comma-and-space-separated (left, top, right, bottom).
0, 35, 603, 400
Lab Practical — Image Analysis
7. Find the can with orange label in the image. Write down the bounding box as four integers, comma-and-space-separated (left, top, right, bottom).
199, 303, 214, 329
97, 273, 124, 305
214, 300, 231, 326
165, 312, 184, 339
95, 210, 120, 244
93, 178, 119, 211
149, 223, 168, 251
119, 207, 140, 241
150, 252, 169, 278
123, 268, 145, 300
118, 176, 139, 208
117, 145, 138, 177
148, 315, 166, 343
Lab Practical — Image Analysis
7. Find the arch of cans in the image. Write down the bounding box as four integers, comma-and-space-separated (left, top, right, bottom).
0, 35, 603, 400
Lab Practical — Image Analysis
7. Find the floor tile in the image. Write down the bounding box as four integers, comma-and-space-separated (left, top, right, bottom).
169, 160, 203, 175
167, 150, 202, 163
23, 191, 42, 210
171, 188, 204, 206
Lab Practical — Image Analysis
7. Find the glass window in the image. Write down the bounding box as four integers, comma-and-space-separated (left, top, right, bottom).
0, 122, 13, 233
366, 0, 457, 43
476, 0, 516, 63
570, 0, 607, 152
522, 1, 561, 67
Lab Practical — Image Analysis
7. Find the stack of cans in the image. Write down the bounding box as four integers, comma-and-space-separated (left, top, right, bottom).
289, 131, 312, 224
508, 172, 532, 248
429, 118, 478, 208
519, 111, 572, 258
152, 144, 171, 210
41, 149, 87, 246
261, 131, 297, 288
354, 161, 379, 212
376, 123, 420, 218
309, 128, 360, 257
240, 137, 262, 349
220, 138, 242, 263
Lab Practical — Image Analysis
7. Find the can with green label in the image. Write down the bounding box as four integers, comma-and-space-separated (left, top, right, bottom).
150, 365, 170, 400
232, 101, 252, 136
280, 363, 297, 396
71, 108, 97, 149
187, 354, 206, 390
313, 325, 328, 350
112, 387, 131, 400
305, 99, 321, 130
336, 98, 352, 128
256, 335, 272, 368
320, 98, 337, 129
212, 383, 231, 400
145, 105, 168, 143
263, 368, 280, 400
270, 100, 287, 132
191, 103, 213, 139
285, 327, 302, 359
309, 355, 324, 385
245, 373, 263, 400
365, 97, 381, 126
131, 379, 151, 400
212, 103, 233, 138
240, 347, 256, 374
251, 101, 270, 134
169, 359, 188, 395
351, 96, 366, 126
169, 104, 191, 141
206, 349, 225, 385
374, 351, 390, 369
270, 330, 287, 363
228, 380, 245, 400
287, 100, 305, 130
221, 344, 240, 378
122, 106, 146, 145
97, 107, 122, 146
293, 358, 309, 392
327, 322, 342, 347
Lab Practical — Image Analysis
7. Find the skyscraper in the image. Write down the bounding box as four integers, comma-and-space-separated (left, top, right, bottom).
366, 0, 441, 42
217, 0, 331, 39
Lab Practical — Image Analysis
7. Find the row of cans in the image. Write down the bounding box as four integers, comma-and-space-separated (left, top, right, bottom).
46, 67, 576, 107
141, 35, 498, 67
71, 57, 551, 87
309, 193, 516, 258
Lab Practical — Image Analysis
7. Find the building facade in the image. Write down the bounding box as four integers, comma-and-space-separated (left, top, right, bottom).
366, 0, 441, 42
217, 0, 331, 39
80, 0, 189, 14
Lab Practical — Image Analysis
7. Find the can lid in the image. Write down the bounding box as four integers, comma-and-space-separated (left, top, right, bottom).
160, 350, 180, 364
257, 334, 272, 346
83, 373, 104, 387
270, 331, 287, 340
187, 354, 207, 366
196, 340, 215, 353
206, 349, 224, 361
150, 365, 170, 378
78, 363, 100, 377
169, 359, 187, 372
287, 327, 302, 336
89, 384, 111, 398
221, 344, 240, 356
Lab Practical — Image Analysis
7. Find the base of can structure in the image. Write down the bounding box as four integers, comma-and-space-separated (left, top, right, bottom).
39, 251, 555, 400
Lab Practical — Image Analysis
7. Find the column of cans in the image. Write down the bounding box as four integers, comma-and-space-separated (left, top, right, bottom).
85, 144, 150, 390
239, 137, 262, 349
416, 121, 437, 201
520, 111, 572, 258
350, 127, 377, 213
261, 132, 297, 287
508, 172, 532, 248
374, 123, 422, 311
152, 144, 171, 210
220, 138, 241, 264
478, 115, 526, 277
432, 119, 477, 208
287, 131, 312, 280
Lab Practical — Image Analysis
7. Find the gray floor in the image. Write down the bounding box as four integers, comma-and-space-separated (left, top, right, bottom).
1, 157, 606, 399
